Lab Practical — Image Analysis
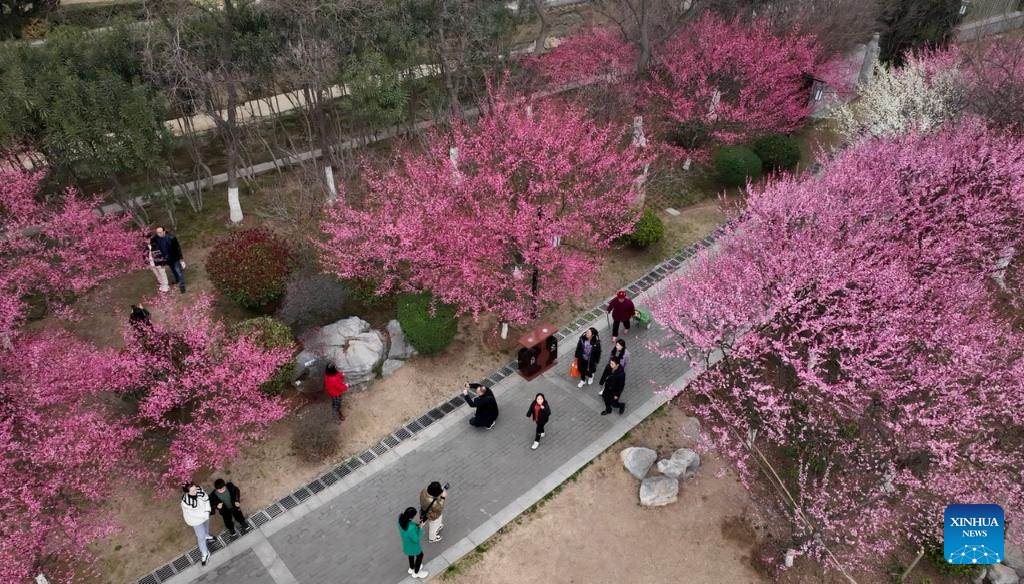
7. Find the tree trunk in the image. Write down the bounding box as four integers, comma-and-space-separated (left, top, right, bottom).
637, 0, 653, 74
530, 265, 540, 321
224, 0, 243, 224
898, 548, 925, 583
436, 0, 462, 119
532, 0, 549, 55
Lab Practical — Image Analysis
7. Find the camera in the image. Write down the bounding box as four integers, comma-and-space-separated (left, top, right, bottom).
443, 482, 450, 491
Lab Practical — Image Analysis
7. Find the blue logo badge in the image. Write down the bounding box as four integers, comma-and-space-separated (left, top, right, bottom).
944, 504, 1004, 565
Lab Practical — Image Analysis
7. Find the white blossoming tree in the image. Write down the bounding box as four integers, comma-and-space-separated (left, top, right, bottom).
834, 49, 966, 140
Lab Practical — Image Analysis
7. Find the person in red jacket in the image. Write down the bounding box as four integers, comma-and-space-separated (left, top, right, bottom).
323, 363, 348, 421
607, 290, 636, 340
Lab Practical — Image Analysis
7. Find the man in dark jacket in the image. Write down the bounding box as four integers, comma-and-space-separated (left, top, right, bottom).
600, 358, 626, 416
151, 226, 186, 293
607, 290, 636, 339
463, 382, 498, 429
210, 478, 248, 536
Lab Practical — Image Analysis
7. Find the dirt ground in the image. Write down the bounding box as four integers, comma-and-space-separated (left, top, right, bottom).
440, 405, 769, 584
79, 201, 725, 583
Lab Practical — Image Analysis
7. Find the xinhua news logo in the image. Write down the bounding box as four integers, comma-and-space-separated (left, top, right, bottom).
944, 504, 1004, 565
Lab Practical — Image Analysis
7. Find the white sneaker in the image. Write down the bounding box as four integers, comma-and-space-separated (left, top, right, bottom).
598, 389, 604, 395
577, 380, 585, 388
540, 433, 545, 438
531, 441, 539, 450
414, 570, 429, 579
408, 568, 415, 575
587, 377, 594, 385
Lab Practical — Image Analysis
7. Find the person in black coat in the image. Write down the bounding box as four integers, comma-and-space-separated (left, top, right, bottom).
210, 478, 248, 536
600, 358, 626, 416
526, 393, 551, 451
574, 327, 602, 388
151, 226, 186, 293
462, 383, 498, 429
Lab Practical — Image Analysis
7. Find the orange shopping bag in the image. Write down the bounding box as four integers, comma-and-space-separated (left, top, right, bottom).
569, 358, 580, 378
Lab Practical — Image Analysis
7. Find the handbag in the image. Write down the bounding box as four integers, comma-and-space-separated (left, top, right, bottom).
569, 358, 580, 378
419, 496, 438, 524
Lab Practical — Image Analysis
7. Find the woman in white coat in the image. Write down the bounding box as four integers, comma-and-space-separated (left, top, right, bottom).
181, 482, 216, 565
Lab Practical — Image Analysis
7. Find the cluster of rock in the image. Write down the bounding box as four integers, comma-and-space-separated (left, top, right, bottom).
976, 543, 1024, 584
621, 443, 701, 507
293, 316, 416, 392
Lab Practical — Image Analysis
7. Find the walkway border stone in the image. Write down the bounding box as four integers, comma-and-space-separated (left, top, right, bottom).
135, 222, 732, 584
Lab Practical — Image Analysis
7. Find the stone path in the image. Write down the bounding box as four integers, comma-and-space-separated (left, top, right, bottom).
142, 229, 727, 584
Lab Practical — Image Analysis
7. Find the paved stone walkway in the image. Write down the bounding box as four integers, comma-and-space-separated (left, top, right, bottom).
146, 229, 726, 584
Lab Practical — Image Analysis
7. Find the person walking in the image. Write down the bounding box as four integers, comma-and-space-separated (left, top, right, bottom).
323, 363, 348, 421
574, 327, 602, 388
398, 507, 428, 579
180, 482, 216, 566
526, 393, 551, 450
607, 290, 636, 340
598, 338, 629, 396
419, 481, 447, 543
210, 478, 248, 537
151, 226, 186, 293
462, 382, 499, 428
144, 235, 170, 293
601, 357, 627, 416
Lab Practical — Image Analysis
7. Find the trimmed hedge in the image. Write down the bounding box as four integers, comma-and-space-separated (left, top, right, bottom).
396, 292, 458, 355
752, 134, 801, 173
207, 227, 296, 309
713, 145, 763, 187
231, 317, 295, 395
627, 209, 665, 248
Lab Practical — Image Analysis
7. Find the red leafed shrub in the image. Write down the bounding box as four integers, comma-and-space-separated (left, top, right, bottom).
207, 227, 296, 308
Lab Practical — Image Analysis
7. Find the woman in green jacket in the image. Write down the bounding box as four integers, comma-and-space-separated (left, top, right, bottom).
398, 507, 428, 579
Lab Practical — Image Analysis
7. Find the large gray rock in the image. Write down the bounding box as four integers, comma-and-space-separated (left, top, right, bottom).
680, 416, 702, 441
294, 316, 400, 392
381, 358, 404, 378
386, 319, 416, 360
656, 448, 700, 479
987, 564, 1020, 584
620, 447, 658, 480
1005, 542, 1024, 578
639, 476, 679, 507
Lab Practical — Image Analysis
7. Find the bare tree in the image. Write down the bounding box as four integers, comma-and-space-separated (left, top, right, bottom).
589, 0, 717, 74
962, 33, 1024, 134
740, 0, 880, 56
143, 0, 276, 224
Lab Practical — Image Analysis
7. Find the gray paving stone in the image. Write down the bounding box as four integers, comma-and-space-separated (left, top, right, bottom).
189, 550, 275, 584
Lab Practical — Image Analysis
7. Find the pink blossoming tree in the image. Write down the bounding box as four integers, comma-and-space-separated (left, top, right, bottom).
0, 333, 142, 583
645, 15, 821, 161
0, 163, 142, 581
0, 164, 139, 344
320, 89, 647, 327
126, 294, 293, 484
652, 124, 1024, 573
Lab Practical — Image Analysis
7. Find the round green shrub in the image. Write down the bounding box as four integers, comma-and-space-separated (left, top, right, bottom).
752, 134, 801, 173
627, 209, 665, 248
396, 292, 458, 355
713, 145, 763, 188
231, 316, 296, 395
207, 227, 296, 309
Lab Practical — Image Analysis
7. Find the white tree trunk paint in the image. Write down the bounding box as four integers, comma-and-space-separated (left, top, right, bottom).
501, 322, 509, 339
324, 165, 338, 201
449, 146, 459, 175
632, 116, 649, 206
228, 186, 243, 223
784, 550, 796, 568
683, 158, 692, 171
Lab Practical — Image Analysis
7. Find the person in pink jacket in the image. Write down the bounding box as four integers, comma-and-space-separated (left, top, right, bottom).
607, 290, 636, 339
